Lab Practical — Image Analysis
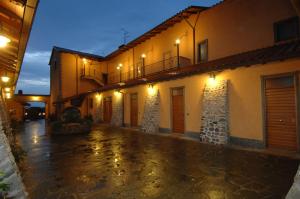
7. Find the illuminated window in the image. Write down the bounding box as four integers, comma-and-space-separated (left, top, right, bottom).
274, 17, 299, 43
197, 39, 208, 63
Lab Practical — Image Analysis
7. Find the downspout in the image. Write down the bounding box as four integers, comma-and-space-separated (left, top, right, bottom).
291, 0, 300, 15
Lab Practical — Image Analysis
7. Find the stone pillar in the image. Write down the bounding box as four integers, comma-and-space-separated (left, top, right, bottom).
111, 94, 123, 127
94, 98, 103, 123
0, 98, 27, 198
200, 80, 229, 144
141, 90, 160, 133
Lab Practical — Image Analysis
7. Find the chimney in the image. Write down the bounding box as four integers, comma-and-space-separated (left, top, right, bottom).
291, 0, 300, 16
18, 90, 23, 95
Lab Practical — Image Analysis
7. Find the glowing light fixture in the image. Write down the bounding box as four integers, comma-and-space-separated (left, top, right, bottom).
0, 35, 11, 48
4, 87, 10, 92
141, 53, 146, 58
83, 58, 87, 64
96, 93, 102, 100
114, 89, 122, 97
32, 96, 40, 101
208, 73, 217, 87
5, 93, 11, 99
148, 84, 156, 95
1, 76, 10, 83
117, 63, 123, 70
175, 38, 181, 45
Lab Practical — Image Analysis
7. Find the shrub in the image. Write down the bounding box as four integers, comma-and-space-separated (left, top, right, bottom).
0, 171, 9, 196
61, 107, 81, 123
84, 114, 93, 122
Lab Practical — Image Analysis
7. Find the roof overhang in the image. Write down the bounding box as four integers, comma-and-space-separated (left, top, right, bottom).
0, 0, 39, 91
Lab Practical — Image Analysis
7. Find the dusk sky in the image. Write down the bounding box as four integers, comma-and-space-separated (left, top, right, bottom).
16, 0, 220, 95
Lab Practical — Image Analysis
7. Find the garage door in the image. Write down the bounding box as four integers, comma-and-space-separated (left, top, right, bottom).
130, 93, 138, 127
103, 97, 112, 123
172, 87, 185, 133
265, 75, 298, 151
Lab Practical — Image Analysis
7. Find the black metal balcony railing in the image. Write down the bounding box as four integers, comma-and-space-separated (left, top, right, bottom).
108, 56, 191, 84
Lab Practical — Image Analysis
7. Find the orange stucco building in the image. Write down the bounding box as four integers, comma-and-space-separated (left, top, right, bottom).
50, 0, 300, 151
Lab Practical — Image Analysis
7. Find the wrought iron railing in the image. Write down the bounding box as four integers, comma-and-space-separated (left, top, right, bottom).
108, 56, 191, 84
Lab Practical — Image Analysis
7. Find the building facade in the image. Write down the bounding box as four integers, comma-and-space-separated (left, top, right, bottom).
50, 0, 300, 152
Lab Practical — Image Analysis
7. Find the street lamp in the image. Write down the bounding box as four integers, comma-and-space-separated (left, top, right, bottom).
141, 54, 146, 77
117, 63, 123, 82
175, 39, 180, 67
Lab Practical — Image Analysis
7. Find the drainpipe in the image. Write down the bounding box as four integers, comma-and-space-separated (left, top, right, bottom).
291, 0, 300, 15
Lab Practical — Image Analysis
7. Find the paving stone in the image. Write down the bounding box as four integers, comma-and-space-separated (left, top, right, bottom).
15, 120, 300, 199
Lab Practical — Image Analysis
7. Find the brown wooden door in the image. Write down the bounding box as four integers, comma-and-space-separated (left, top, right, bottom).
265, 76, 298, 151
103, 97, 112, 123
172, 88, 184, 133
130, 93, 138, 127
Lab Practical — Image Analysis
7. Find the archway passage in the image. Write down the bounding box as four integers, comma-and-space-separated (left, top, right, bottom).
7, 94, 50, 122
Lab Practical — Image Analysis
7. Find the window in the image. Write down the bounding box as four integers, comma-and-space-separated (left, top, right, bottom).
198, 39, 208, 63
274, 17, 299, 43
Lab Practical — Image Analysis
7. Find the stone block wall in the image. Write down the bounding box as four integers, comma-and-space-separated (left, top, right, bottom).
141, 91, 160, 133
111, 95, 123, 126
286, 165, 300, 199
94, 99, 103, 123
0, 98, 27, 198
200, 80, 229, 144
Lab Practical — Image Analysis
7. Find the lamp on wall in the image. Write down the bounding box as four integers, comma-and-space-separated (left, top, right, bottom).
141, 54, 146, 77
4, 87, 10, 92
148, 84, 156, 95
208, 73, 217, 87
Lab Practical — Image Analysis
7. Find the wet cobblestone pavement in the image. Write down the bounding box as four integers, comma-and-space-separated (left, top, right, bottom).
16, 120, 299, 199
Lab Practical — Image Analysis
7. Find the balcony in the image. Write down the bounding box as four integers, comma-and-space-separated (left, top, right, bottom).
108, 56, 191, 84
81, 66, 106, 86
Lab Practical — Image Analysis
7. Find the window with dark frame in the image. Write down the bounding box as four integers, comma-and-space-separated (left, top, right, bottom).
197, 39, 208, 63
274, 16, 299, 43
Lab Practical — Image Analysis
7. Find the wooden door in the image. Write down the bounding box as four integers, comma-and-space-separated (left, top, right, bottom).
172, 88, 185, 133
265, 75, 298, 151
130, 93, 138, 127
103, 97, 112, 123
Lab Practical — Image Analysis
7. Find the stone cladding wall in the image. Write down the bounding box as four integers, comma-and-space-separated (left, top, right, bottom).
200, 80, 229, 144
141, 91, 160, 133
111, 95, 123, 126
0, 98, 27, 198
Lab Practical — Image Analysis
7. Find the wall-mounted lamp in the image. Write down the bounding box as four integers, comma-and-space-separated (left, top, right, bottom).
96, 93, 102, 101
208, 73, 217, 86
175, 38, 181, 45
82, 58, 87, 64
4, 87, 11, 92
141, 53, 146, 58
147, 84, 156, 95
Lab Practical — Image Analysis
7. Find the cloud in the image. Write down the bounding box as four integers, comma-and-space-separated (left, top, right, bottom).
18, 77, 49, 87
23, 51, 51, 65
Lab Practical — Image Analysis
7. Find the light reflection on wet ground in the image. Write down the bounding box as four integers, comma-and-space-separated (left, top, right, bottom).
16, 120, 299, 199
